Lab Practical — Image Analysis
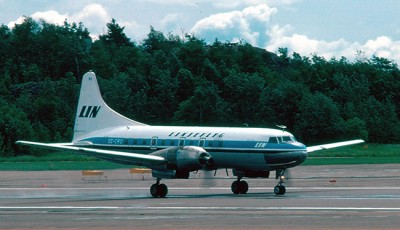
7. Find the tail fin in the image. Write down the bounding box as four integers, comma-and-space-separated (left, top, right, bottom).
73, 71, 147, 142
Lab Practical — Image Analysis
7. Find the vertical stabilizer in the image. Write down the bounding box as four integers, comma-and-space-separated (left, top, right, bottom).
73, 71, 147, 142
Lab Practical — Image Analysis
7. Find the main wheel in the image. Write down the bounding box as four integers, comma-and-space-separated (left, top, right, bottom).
158, 184, 168, 198
231, 181, 241, 194
239, 180, 248, 194
231, 180, 249, 194
150, 183, 168, 198
150, 184, 159, 198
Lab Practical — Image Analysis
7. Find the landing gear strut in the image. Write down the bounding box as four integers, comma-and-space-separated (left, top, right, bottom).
274, 169, 286, 195
150, 178, 168, 198
231, 177, 249, 194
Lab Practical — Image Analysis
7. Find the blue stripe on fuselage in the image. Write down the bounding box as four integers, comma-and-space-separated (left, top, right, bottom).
80, 137, 306, 153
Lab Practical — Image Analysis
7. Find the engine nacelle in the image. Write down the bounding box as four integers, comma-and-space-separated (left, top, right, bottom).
149, 146, 212, 178
176, 146, 211, 171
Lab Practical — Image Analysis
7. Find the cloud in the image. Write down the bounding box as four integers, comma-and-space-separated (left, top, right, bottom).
117, 19, 146, 42
31, 10, 68, 25
190, 4, 277, 45
8, 10, 68, 28
7, 3, 112, 39
208, 0, 300, 9
71, 3, 111, 36
266, 24, 400, 64
362, 36, 400, 62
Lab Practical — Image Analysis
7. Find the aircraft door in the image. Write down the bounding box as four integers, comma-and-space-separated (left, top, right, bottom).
198, 137, 206, 147
179, 137, 186, 147
150, 136, 158, 150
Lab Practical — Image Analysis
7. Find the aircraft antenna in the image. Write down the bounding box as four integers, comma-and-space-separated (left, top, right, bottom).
276, 125, 287, 132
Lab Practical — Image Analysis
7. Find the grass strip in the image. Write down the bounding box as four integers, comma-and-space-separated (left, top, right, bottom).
0, 144, 398, 170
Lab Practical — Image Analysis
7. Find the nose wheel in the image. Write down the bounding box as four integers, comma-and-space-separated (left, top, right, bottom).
150, 178, 168, 198
274, 183, 286, 195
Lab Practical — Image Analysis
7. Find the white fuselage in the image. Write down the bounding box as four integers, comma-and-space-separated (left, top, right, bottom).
76, 126, 308, 171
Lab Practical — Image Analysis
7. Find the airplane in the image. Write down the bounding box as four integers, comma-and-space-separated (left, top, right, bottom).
17, 71, 364, 198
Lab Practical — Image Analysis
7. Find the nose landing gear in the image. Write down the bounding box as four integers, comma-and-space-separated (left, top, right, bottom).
274, 169, 286, 195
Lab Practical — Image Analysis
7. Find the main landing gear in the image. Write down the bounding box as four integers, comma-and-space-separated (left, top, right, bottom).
231, 177, 249, 194
274, 169, 286, 195
150, 178, 168, 198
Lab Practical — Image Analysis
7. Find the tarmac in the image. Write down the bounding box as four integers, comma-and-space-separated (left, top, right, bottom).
1, 164, 400, 229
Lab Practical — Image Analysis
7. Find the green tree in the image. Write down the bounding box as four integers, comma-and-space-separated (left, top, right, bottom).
173, 81, 228, 125
221, 71, 265, 124
295, 92, 344, 144
99, 18, 132, 47
178, 35, 207, 76
0, 99, 34, 156
259, 79, 307, 130
362, 97, 400, 143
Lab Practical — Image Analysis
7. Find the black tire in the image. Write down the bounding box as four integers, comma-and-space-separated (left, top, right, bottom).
274, 185, 280, 195
274, 185, 286, 195
158, 184, 168, 198
231, 181, 240, 194
150, 184, 159, 198
279, 185, 286, 195
239, 181, 249, 194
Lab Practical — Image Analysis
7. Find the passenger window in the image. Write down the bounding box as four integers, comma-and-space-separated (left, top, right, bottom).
269, 137, 278, 144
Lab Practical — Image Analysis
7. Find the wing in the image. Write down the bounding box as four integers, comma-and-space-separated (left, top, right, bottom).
306, 139, 364, 153
16, 141, 167, 165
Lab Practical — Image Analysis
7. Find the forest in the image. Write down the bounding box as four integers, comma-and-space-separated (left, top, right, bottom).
0, 17, 400, 157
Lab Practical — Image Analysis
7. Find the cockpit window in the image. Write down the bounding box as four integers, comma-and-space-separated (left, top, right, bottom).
282, 135, 296, 142
268, 135, 296, 144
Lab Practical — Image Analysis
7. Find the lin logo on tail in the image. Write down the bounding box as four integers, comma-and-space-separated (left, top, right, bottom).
79, 106, 101, 118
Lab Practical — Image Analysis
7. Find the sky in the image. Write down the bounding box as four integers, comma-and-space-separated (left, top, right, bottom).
1, 0, 400, 64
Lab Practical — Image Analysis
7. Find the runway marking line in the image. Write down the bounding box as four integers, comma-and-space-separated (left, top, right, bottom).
1, 206, 400, 211
1, 187, 400, 190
